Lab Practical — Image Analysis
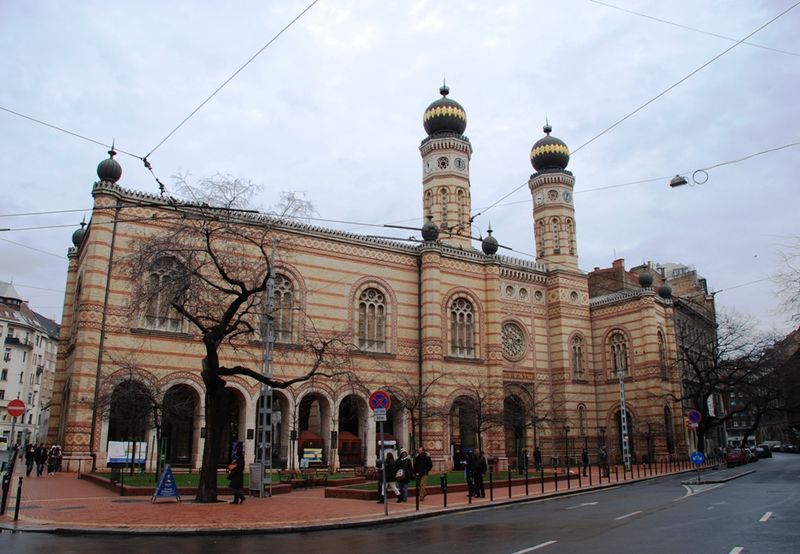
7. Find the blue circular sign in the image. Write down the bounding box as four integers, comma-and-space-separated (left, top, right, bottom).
690, 451, 705, 465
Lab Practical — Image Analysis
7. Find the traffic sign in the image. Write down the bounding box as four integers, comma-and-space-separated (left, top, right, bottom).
686, 420, 699, 430
373, 408, 387, 422
7, 399, 25, 418
690, 451, 705, 465
369, 390, 391, 411
687, 410, 702, 423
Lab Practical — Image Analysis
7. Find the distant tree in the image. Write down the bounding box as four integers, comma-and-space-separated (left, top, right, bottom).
672, 312, 779, 453
774, 236, 800, 323
384, 370, 444, 452
125, 175, 348, 502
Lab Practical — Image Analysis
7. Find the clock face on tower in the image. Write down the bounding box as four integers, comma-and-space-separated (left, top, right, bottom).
424, 159, 433, 174
563, 191, 572, 203
454, 157, 466, 170
535, 193, 544, 206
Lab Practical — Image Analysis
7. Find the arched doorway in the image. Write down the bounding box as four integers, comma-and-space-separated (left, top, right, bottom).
107, 379, 153, 468
254, 390, 288, 468
504, 395, 526, 468
298, 393, 331, 466
215, 387, 242, 466
338, 395, 366, 467
450, 395, 478, 469
161, 384, 197, 466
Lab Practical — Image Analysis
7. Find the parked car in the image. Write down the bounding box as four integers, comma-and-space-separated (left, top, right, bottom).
725, 448, 747, 466
747, 448, 759, 462
755, 445, 772, 458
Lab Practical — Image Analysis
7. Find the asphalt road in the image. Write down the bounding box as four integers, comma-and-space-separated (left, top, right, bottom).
2, 454, 798, 553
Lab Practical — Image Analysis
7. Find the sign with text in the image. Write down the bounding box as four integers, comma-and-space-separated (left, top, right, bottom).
107, 441, 148, 465
152, 464, 180, 503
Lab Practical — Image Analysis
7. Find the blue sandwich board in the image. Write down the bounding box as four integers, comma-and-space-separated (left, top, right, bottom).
152, 464, 181, 503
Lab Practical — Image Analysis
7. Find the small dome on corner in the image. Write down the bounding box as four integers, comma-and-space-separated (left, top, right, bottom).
658, 282, 673, 299
421, 216, 439, 242
71, 219, 87, 247
638, 270, 654, 288
482, 228, 498, 256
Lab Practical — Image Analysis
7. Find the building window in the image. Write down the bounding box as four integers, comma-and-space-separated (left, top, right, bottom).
572, 335, 584, 378
19, 372, 23, 384
272, 274, 294, 343
144, 257, 185, 332
357, 288, 386, 353
566, 218, 576, 255
551, 218, 560, 252
0, 390, 4, 400
609, 331, 629, 377
658, 331, 667, 379
578, 405, 587, 436
537, 221, 545, 257
450, 297, 475, 358
3, 349, 9, 362
440, 188, 449, 230
0, 369, 7, 381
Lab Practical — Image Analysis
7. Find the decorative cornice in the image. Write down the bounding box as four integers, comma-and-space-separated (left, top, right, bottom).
419, 134, 473, 156
528, 172, 575, 188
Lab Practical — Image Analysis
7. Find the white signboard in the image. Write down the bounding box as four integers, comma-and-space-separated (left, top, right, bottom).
107, 441, 148, 464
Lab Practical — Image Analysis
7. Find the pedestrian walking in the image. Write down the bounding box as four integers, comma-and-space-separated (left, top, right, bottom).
413, 448, 433, 501
34, 443, 47, 476
47, 445, 61, 475
227, 442, 246, 504
394, 449, 413, 503
599, 446, 609, 477
378, 452, 400, 503
581, 447, 589, 476
24, 444, 35, 476
533, 446, 542, 472
469, 449, 488, 498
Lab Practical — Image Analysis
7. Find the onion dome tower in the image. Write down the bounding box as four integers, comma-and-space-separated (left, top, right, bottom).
528, 124, 578, 269
97, 147, 122, 183
71, 218, 87, 248
420, 84, 472, 250
481, 227, 498, 256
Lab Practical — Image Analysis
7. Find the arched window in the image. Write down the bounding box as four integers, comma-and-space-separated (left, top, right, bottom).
440, 188, 449, 230
572, 335, 584, 378
424, 191, 432, 215
537, 220, 546, 257
273, 274, 294, 343
144, 257, 185, 332
358, 288, 386, 352
551, 218, 560, 252
609, 331, 629, 377
578, 405, 587, 436
566, 218, 575, 255
71, 275, 82, 333
450, 297, 475, 358
658, 330, 667, 379
457, 189, 465, 231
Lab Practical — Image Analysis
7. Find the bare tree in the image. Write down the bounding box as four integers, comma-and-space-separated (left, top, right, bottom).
448, 378, 505, 453
775, 236, 800, 324
384, 370, 444, 452
125, 176, 347, 502
672, 311, 778, 453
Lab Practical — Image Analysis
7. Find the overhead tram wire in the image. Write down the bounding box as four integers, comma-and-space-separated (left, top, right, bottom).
571, 1, 799, 157
588, 0, 800, 58
144, 0, 320, 159
470, 2, 800, 224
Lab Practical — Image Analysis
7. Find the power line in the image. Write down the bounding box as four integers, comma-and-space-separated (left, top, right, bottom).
571, 1, 800, 156
0, 237, 64, 259
0, 105, 142, 160
145, 0, 320, 159
589, 0, 800, 57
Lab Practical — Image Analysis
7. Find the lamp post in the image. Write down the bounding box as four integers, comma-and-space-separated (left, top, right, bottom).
564, 426, 570, 467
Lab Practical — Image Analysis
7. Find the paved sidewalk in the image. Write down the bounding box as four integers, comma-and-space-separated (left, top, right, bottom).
1, 462, 728, 535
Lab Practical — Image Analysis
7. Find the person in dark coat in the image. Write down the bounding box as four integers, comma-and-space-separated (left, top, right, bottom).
413, 448, 433, 501
394, 449, 413, 503
34, 444, 47, 477
533, 446, 542, 472
469, 449, 488, 498
377, 452, 400, 503
24, 444, 35, 476
581, 447, 590, 476
227, 442, 246, 504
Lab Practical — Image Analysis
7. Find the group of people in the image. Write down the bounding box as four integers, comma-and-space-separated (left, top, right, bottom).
464, 448, 488, 497
377, 447, 433, 503
23, 444, 62, 477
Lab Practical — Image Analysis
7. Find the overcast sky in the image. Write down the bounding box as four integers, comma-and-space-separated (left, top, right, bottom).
1, 1, 798, 336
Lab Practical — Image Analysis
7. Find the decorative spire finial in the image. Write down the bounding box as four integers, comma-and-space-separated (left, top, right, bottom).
440, 75, 449, 97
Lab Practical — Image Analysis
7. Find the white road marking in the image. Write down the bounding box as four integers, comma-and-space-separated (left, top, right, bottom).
673, 482, 724, 501
728, 548, 744, 554
565, 501, 599, 510
760, 511, 773, 522
511, 540, 557, 553
615, 510, 642, 520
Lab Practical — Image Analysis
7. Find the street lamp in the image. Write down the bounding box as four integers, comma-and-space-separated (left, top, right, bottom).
669, 174, 688, 188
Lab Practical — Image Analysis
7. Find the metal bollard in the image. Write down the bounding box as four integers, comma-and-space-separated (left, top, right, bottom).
540, 467, 545, 494
524, 466, 529, 496
440, 474, 447, 508
14, 476, 22, 521
415, 477, 420, 511
615, 465, 619, 482
489, 467, 494, 501
507, 469, 512, 498
589, 463, 592, 486
554, 469, 558, 491
567, 466, 571, 490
